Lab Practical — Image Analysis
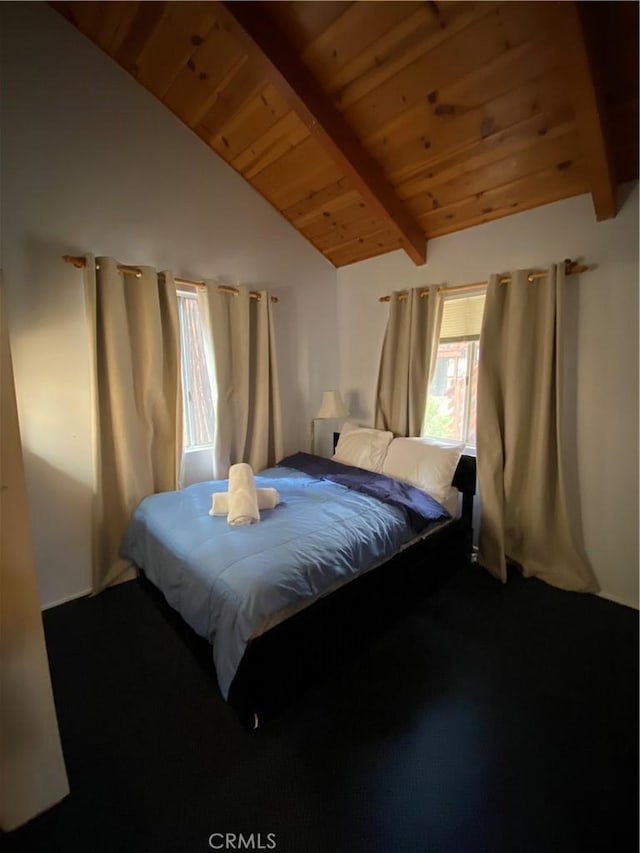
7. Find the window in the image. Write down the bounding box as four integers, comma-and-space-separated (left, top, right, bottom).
177, 291, 215, 449
423, 291, 486, 448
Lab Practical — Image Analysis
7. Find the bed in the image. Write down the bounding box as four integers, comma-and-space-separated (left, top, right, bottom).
122, 429, 476, 727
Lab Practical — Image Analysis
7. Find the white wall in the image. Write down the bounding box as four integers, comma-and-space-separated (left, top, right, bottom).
337, 185, 639, 609
0, 3, 337, 608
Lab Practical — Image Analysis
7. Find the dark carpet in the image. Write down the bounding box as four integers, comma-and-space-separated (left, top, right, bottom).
5, 563, 638, 853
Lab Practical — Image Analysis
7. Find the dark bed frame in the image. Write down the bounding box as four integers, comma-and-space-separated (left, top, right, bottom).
226, 446, 477, 729
138, 443, 476, 729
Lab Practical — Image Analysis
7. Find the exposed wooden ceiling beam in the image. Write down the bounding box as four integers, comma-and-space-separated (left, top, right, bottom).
559, 1, 617, 220
215, 0, 427, 266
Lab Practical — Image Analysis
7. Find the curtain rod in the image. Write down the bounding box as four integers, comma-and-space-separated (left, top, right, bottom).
378, 258, 590, 302
62, 255, 278, 303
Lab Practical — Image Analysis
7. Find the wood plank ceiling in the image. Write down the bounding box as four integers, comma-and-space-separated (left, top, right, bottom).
52, 1, 638, 268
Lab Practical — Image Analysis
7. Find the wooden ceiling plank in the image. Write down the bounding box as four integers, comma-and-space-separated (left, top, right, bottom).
91, 2, 135, 53
301, 198, 373, 241
233, 112, 311, 179
345, 2, 556, 140
102, 3, 141, 56
332, 245, 396, 268
162, 20, 245, 129
282, 180, 357, 226
344, 3, 506, 132
324, 4, 435, 96
114, 1, 169, 75
556, 2, 617, 220
135, 2, 219, 99
208, 84, 294, 164
250, 137, 344, 210
369, 33, 561, 181
291, 191, 364, 231
216, 0, 426, 265
426, 181, 587, 238
418, 159, 589, 234
266, 165, 349, 215
314, 216, 390, 253
300, 1, 421, 86
197, 63, 266, 142
334, 1, 497, 110
406, 129, 581, 218
397, 107, 574, 201
365, 56, 561, 160
188, 54, 250, 131
380, 70, 570, 186
316, 216, 389, 253
325, 228, 403, 267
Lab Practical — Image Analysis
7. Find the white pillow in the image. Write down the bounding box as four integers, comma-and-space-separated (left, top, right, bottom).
381, 437, 464, 504
332, 421, 393, 472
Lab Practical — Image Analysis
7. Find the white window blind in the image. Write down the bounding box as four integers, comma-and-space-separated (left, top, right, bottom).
177, 292, 215, 449
439, 292, 485, 341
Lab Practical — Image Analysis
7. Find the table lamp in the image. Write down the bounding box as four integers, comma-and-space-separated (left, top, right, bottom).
310, 390, 348, 454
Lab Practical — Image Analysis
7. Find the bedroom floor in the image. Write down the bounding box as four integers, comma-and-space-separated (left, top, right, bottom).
5, 563, 638, 853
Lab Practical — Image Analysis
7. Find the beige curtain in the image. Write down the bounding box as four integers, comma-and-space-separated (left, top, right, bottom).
1, 276, 69, 830
375, 286, 443, 436
476, 265, 598, 591
85, 256, 182, 592
198, 284, 283, 478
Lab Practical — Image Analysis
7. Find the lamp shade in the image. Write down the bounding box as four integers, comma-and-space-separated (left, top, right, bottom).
316, 390, 348, 419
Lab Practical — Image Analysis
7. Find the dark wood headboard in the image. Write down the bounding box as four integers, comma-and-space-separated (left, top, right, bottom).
453, 454, 476, 527
452, 453, 476, 496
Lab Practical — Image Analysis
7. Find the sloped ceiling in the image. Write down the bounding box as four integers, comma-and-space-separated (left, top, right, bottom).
52, 1, 638, 267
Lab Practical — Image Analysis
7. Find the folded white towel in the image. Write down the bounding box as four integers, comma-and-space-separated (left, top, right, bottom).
227, 463, 260, 526
209, 488, 280, 516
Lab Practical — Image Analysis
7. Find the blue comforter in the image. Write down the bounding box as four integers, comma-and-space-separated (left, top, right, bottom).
121, 457, 450, 699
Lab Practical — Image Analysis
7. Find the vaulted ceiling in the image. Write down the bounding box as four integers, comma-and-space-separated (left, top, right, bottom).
52, 1, 638, 268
